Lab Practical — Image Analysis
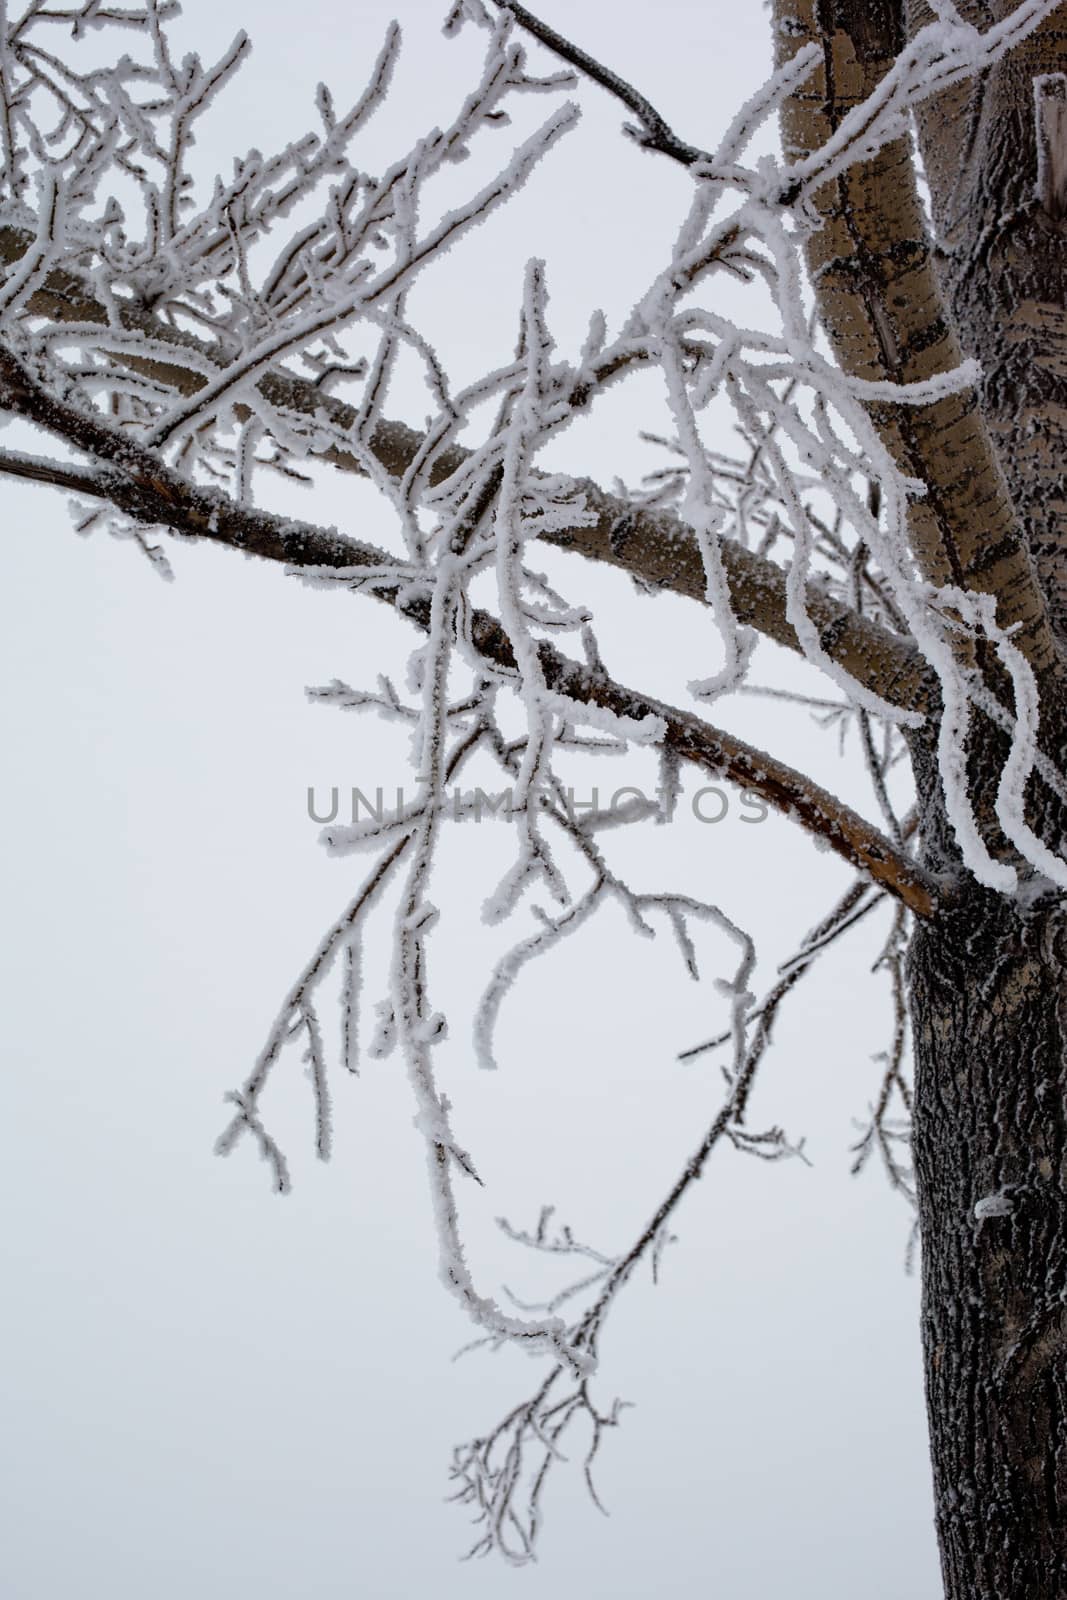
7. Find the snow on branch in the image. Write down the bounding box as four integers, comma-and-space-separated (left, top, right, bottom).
4, 0, 1067, 1559
449, 1005, 806, 1563
0, 218, 930, 705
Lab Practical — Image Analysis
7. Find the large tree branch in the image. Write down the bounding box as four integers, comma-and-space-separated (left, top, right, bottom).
773, 0, 1063, 682
0, 344, 938, 917
0, 222, 927, 711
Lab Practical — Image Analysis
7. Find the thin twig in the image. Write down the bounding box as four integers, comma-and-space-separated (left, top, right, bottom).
490, 0, 708, 166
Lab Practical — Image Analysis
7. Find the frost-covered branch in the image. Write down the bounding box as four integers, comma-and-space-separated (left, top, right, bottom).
5, 0, 1067, 1563
214, 834, 413, 1191
851, 906, 915, 1206
0, 341, 938, 910
0, 222, 926, 702
450, 992, 805, 1563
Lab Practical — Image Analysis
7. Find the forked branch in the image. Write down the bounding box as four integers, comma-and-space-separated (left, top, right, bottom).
0, 219, 926, 709
0, 344, 938, 915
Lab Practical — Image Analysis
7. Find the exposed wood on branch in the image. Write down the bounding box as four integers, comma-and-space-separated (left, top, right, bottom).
489, 0, 710, 166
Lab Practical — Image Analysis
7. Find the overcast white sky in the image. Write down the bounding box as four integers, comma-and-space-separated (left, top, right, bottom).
0, 2, 942, 1595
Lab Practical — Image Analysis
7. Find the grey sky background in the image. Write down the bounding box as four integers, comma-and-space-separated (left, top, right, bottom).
1, 2, 942, 1595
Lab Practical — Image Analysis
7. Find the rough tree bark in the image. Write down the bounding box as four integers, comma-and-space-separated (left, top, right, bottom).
778, 3, 1067, 1594
909, 826, 1067, 1599
909, 6, 1067, 1593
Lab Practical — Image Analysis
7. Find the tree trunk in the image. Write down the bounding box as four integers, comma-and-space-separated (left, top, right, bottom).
904, 11, 1067, 1589
775, 4, 1067, 1593
775, 0, 1059, 676
909, 881, 1067, 1599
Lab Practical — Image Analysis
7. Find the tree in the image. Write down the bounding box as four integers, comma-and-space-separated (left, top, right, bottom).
1, 0, 1065, 1592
